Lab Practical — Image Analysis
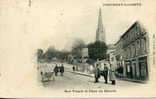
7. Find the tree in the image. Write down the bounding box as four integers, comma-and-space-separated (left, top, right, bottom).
57, 50, 70, 61
71, 38, 86, 59
43, 46, 70, 62
44, 46, 57, 62
88, 41, 107, 61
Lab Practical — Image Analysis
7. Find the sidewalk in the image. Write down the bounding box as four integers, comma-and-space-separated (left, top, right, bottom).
68, 70, 94, 78
68, 70, 146, 83
64, 63, 94, 77
117, 77, 147, 83
64, 63, 145, 83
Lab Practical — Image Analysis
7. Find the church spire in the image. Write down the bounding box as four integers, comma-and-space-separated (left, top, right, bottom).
98, 8, 103, 30
96, 8, 105, 42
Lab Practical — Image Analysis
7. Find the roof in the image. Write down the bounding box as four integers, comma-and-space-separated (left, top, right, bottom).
114, 21, 142, 45
121, 21, 140, 38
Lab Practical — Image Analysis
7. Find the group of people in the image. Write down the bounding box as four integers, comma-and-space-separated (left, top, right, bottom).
54, 64, 64, 76
94, 63, 116, 85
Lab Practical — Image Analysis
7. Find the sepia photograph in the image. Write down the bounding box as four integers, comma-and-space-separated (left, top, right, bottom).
0, 0, 156, 98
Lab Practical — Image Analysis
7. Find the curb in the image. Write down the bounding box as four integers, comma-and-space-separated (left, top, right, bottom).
67, 70, 94, 78
67, 70, 146, 84
117, 78, 146, 83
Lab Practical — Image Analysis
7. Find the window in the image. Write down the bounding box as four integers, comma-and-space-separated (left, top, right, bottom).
143, 37, 147, 53
136, 40, 140, 55
130, 46, 132, 57
133, 44, 136, 57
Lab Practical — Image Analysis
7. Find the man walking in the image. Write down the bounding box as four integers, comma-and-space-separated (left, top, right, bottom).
94, 64, 100, 83
72, 65, 75, 71
60, 64, 64, 76
54, 64, 59, 76
103, 64, 108, 84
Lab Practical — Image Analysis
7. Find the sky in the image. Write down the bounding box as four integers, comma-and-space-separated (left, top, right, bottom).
0, 0, 156, 54
1, 0, 155, 51
28, 0, 155, 51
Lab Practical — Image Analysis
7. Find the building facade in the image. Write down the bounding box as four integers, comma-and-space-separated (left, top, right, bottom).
107, 44, 117, 68
114, 21, 149, 81
81, 47, 89, 63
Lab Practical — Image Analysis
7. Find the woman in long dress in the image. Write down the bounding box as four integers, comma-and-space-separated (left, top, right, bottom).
109, 64, 116, 85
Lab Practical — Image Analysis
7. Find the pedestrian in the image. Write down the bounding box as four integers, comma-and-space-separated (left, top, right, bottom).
109, 64, 116, 85
94, 64, 100, 83
54, 64, 59, 76
60, 64, 64, 76
103, 64, 109, 84
72, 65, 75, 71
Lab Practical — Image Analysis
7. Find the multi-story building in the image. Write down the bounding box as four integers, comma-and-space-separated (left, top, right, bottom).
114, 21, 149, 81
81, 47, 89, 63
107, 44, 117, 67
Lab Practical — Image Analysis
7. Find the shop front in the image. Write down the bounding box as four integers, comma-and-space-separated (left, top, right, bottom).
131, 59, 137, 79
125, 61, 133, 78
138, 56, 148, 80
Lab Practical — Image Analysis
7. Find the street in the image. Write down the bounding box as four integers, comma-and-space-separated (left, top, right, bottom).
0, 62, 150, 97
37, 63, 142, 90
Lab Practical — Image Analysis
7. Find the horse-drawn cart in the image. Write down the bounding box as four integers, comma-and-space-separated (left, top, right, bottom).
39, 63, 55, 82
41, 71, 55, 82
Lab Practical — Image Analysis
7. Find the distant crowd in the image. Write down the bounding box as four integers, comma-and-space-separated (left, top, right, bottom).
53, 64, 64, 76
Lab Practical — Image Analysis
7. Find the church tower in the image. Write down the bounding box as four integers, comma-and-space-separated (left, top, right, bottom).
96, 8, 105, 42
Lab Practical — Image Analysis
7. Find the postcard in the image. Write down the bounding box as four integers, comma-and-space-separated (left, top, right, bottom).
0, 0, 156, 98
